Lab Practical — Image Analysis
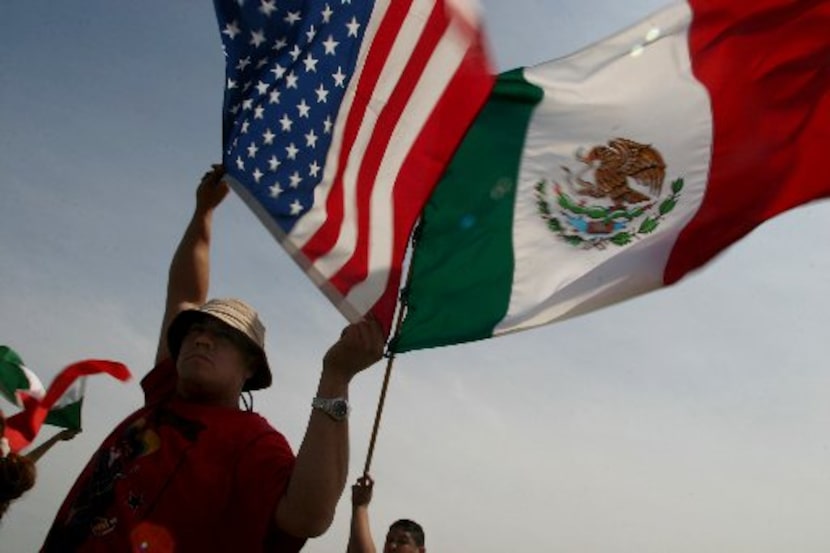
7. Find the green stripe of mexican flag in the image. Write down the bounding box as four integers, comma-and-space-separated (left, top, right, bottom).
393, 0, 830, 352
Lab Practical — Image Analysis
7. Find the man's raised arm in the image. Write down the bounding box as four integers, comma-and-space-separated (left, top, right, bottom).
155, 164, 229, 364
275, 318, 385, 538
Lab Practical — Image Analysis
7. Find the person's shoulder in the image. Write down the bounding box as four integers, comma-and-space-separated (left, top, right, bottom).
242, 409, 277, 428
238, 426, 295, 469
201, 408, 287, 446
234, 413, 295, 456
141, 358, 177, 403
240, 412, 290, 445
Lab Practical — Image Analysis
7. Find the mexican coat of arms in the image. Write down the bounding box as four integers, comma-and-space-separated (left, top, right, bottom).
535, 137, 684, 248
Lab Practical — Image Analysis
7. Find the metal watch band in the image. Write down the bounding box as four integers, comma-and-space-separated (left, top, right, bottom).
311, 396, 350, 421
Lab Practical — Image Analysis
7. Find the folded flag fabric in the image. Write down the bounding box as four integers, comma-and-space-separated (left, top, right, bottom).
0, 345, 45, 406
212, 0, 493, 333
393, 0, 830, 352
3, 356, 131, 454
1, 346, 89, 431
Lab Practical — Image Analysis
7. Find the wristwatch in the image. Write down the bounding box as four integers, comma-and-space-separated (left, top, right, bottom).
312, 396, 350, 421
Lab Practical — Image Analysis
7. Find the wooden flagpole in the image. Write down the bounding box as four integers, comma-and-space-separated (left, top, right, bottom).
362, 295, 407, 476
362, 224, 421, 477
362, 351, 395, 476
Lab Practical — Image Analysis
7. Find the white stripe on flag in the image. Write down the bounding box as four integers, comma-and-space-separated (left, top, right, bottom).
310, 0, 435, 280
345, 17, 475, 311
52, 377, 86, 409
495, 2, 713, 334
18, 365, 45, 403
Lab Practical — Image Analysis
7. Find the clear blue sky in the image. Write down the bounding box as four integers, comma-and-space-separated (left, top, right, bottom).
1, 1, 829, 551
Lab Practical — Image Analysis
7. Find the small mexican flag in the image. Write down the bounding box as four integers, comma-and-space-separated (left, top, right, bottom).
1, 346, 85, 430
393, 0, 830, 352
1, 346, 131, 453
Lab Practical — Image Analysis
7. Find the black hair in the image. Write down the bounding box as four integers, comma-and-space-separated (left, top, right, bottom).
389, 519, 425, 547
0, 454, 37, 521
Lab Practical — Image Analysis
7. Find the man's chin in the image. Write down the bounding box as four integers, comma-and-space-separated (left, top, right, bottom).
176, 376, 220, 401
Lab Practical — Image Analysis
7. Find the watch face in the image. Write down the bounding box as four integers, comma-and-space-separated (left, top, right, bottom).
332, 400, 349, 418
314, 397, 349, 420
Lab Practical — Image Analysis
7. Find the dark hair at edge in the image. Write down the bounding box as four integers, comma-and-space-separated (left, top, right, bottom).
0, 454, 37, 521
389, 519, 425, 547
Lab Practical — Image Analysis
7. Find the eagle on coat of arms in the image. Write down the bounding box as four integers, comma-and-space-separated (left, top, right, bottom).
567, 137, 666, 205
535, 136, 683, 248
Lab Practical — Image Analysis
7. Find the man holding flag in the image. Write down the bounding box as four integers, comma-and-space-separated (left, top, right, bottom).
348, 474, 427, 553
42, 166, 385, 551
38, 0, 493, 547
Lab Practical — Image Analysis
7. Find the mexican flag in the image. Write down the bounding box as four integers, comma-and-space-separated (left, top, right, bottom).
1, 346, 131, 453
393, 0, 830, 352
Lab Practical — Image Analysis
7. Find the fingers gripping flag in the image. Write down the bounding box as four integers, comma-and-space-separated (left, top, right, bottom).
213, 0, 493, 333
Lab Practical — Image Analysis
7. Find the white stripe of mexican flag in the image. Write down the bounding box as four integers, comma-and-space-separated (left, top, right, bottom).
44, 378, 86, 430
500, 2, 709, 333
394, 0, 830, 352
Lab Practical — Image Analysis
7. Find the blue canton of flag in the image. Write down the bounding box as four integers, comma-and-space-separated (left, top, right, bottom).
216, 0, 371, 233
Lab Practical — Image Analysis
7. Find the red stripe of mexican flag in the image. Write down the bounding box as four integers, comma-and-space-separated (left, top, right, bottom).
668, 0, 830, 281
393, 0, 830, 352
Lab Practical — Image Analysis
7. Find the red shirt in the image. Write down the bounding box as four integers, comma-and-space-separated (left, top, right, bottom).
43, 359, 305, 552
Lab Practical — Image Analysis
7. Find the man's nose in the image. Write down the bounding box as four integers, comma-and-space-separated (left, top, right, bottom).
193, 330, 215, 348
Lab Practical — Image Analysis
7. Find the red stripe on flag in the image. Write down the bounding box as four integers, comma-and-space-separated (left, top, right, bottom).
300, 0, 415, 265
371, 33, 495, 328
665, 0, 830, 283
328, 1, 450, 295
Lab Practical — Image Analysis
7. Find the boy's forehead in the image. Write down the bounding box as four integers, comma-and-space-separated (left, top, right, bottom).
386, 528, 416, 542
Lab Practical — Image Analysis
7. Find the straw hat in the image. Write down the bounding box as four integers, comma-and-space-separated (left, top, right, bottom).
167, 298, 272, 391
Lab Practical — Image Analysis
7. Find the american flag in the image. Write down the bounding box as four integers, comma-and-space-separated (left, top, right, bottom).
213, 0, 493, 333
